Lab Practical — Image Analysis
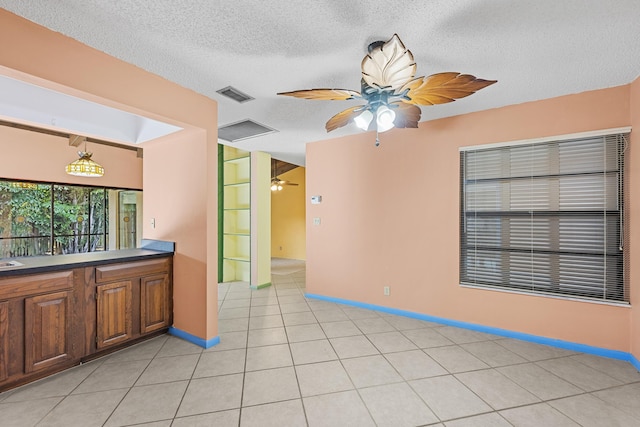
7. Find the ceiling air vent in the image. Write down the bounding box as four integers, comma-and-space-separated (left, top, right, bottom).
218, 119, 278, 142
216, 86, 254, 103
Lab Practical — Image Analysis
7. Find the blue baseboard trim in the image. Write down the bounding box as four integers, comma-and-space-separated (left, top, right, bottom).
168, 326, 220, 349
305, 293, 640, 367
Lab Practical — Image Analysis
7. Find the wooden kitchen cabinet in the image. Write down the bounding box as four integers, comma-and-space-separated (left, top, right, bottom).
96, 281, 133, 349
0, 253, 172, 392
0, 270, 82, 389
0, 301, 8, 382
140, 273, 171, 334
24, 290, 73, 373
92, 257, 172, 351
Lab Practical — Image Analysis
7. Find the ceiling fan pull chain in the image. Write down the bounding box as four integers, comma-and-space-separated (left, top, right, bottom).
375, 130, 380, 147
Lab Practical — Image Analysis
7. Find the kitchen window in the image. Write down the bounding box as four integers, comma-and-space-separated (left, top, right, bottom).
0, 180, 142, 257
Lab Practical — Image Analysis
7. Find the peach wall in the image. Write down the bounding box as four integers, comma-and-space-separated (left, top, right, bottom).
271, 167, 306, 260
630, 76, 640, 361
0, 10, 219, 341
142, 129, 213, 337
0, 125, 142, 189
307, 85, 633, 353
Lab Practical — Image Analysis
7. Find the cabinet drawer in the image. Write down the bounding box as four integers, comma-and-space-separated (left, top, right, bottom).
95, 258, 170, 283
0, 271, 73, 300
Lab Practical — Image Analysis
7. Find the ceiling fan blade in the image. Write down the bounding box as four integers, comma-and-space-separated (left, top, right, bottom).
391, 102, 421, 128
325, 105, 366, 132
361, 34, 416, 91
277, 89, 361, 101
272, 177, 298, 186
401, 72, 497, 106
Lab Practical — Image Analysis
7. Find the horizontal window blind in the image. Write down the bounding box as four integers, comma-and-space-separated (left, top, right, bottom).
460, 133, 628, 302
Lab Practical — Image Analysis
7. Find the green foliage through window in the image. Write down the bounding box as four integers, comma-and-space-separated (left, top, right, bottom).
0, 180, 138, 258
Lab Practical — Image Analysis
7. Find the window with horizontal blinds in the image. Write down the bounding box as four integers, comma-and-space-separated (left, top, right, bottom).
460, 133, 628, 303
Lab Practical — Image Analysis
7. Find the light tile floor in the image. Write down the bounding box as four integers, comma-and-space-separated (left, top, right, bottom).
1, 262, 640, 426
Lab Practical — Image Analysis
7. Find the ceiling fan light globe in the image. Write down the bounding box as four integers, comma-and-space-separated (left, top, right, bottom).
271, 184, 278, 191
354, 110, 374, 131
278, 185, 283, 191
376, 106, 396, 132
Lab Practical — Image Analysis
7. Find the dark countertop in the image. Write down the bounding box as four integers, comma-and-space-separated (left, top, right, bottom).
0, 244, 173, 277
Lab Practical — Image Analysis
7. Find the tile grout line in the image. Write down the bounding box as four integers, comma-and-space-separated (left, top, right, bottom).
317, 302, 390, 425
277, 280, 311, 426
100, 359, 154, 426
167, 335, 206, 425
217, 281, 251, 426
28, 361, 105, 426
97, 335, 168, 426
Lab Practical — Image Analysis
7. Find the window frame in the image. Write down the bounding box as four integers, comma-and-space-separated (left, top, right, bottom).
459, 128, 630, 304
0, 179, 140, 257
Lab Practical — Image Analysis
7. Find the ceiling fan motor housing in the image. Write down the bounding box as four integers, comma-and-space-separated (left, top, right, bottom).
367, 40, 385, 53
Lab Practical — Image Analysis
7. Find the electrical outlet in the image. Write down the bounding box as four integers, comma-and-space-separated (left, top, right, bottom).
383, 286, 390, 296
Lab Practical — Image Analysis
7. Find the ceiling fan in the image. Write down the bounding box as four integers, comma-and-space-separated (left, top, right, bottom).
271, 160, 298, 191
271, 176, 298, 191
278, 34, 496, 145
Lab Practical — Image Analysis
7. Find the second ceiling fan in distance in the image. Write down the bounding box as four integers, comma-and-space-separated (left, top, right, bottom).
271, 159, 299, 191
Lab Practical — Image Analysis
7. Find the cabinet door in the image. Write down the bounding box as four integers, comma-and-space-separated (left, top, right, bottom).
140, 274, 170, 334
96, 281, 132, 349
24, 291, 72, 373
0, 301, 8, 381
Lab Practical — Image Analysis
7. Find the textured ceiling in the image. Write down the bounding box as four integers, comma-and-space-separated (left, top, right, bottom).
1, 1, 640, 165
